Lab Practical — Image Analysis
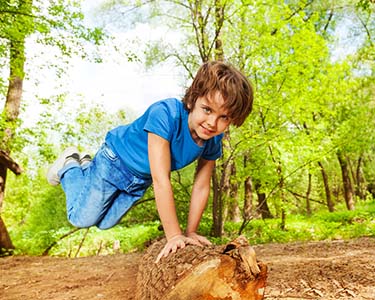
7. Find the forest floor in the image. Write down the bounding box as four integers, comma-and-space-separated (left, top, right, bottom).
1, 236, 374, 300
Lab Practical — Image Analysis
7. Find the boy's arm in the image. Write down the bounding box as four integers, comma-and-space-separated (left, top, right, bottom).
186, 157, 215, 244
148, 133, 200, 262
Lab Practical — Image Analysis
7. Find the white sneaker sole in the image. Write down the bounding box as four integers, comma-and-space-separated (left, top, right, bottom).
46, 147, 79, 186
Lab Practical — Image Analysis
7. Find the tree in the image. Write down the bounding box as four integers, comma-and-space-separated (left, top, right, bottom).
0, 0, 105, 252
98, 0, 375, 235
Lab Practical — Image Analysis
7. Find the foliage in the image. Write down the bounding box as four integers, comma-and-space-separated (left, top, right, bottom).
5, 165, 374, 256
4, 170, 162, 256
16, 95, 130, 175
0, 0, 106, 84
2, 0, 375, 256
214, 197, 375, 245
99, 0, 375, 222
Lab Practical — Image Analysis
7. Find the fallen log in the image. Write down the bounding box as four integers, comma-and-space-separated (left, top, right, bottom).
137, 236, 267, 300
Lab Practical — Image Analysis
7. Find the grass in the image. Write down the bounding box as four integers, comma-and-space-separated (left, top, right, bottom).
224, 198, 375, 245
10, 222, 162, 257
8, 198, 375, 257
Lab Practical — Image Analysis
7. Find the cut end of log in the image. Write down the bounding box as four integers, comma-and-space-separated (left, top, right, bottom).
136, 236, 267, 300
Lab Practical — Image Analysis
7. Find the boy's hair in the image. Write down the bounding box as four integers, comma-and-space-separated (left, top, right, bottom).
182, 61, 253, 127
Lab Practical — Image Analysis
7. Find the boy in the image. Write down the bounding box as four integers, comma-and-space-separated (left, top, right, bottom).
47, 61, 253, 262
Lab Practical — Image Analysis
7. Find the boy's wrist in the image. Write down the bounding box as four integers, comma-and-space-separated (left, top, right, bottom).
166, 230, 183, 241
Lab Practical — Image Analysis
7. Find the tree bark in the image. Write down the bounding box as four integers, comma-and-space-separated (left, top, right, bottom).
212, 126, 232, 237
137, 236, 267, 300
337, 152, 355, 211
225, 163, 241, 223
238, 175, 254, 235
318, 161, 334, 212
238, 154, 257, 235
0, 151, 21, 252
211, 166, 224, 237
0, 35, 26, 252
243, 176, 253, 220
254, 181, 273, 219
0, 150, 22, 175
214, 0, 224, 61
305, 173, 312, 216
355, 156, 366, 200
0, 216, 14, 253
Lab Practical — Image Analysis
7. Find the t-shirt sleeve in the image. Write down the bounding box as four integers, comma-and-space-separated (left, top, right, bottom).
201, 134, 223, 160
143, 101, 173, 141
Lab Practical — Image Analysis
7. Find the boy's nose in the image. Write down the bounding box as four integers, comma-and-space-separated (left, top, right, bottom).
206, 116, 217, 129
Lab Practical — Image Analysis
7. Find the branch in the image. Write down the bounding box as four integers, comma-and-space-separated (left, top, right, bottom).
42, 228, 81, 256
285, 0, 315, 21
169, 52, 196, 79
323, 10, 334, 33
0, 9, 35, 18
286, 189, 325, 205
356, 11, 374, 46
133, 197, 156, 207
0, 150, 22, 175
74, 228, 90, 258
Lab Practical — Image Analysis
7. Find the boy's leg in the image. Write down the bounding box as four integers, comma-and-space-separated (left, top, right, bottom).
96, 177, 151, 230
94, 145, 152, 229
60, 144, 120, 228
60, 143, 152, 229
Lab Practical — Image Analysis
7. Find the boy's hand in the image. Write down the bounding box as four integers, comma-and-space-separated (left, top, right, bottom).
155, 234, 201, 263
186, 232, 212, 246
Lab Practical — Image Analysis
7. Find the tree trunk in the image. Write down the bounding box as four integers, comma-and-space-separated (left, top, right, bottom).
211, 0, 227, 236
214, 0, 224, 61
238, 175, 254, 235
243, 176, 253, 220
279, 172, 286, 231
337, 152, 355, 211
0, 34, 26, 252
238, 155, 255, 235
1, 38, 25, 203
0, 163, 7, 210
225, 163, 241, 223
0, 151, 22, 252
305, 173, 312, 216
254, 181, 273, 219
355, 156, 366, 200
0, 216, 14, 253
317, 161, 334, 212
211, 123, 233, 237
137, 236, 267, 300
211, 167, 223, 237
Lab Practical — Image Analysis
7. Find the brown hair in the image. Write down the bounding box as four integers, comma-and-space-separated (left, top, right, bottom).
182, 61, 253, 127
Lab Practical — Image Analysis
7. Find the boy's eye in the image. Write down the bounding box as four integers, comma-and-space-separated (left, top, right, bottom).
203, 107, 211, 113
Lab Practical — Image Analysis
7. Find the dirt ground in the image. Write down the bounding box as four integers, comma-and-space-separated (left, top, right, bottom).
1, 237, 374, 300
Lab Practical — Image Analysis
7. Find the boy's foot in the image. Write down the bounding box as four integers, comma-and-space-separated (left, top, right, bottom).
80, 153, 92, 167
47, 147, 80, 186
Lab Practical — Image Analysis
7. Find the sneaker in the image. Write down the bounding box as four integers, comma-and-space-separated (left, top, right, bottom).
47, 147, 80, 186
79, 153, 92, 167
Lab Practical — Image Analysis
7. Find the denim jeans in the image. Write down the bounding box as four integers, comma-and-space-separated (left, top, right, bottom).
59, 143, 152, 229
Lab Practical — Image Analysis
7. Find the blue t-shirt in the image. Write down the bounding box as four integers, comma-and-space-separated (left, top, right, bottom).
105, 98, 223, 178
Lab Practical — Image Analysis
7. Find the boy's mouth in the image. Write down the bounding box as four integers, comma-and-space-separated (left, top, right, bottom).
200, 125, 215, 136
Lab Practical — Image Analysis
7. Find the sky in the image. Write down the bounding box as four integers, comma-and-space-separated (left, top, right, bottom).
70, 0, 185, 115
21, 0, 185, 126
68, 57, 184, 114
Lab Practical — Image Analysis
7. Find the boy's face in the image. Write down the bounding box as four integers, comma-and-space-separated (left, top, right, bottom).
187, 91, 231, 146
